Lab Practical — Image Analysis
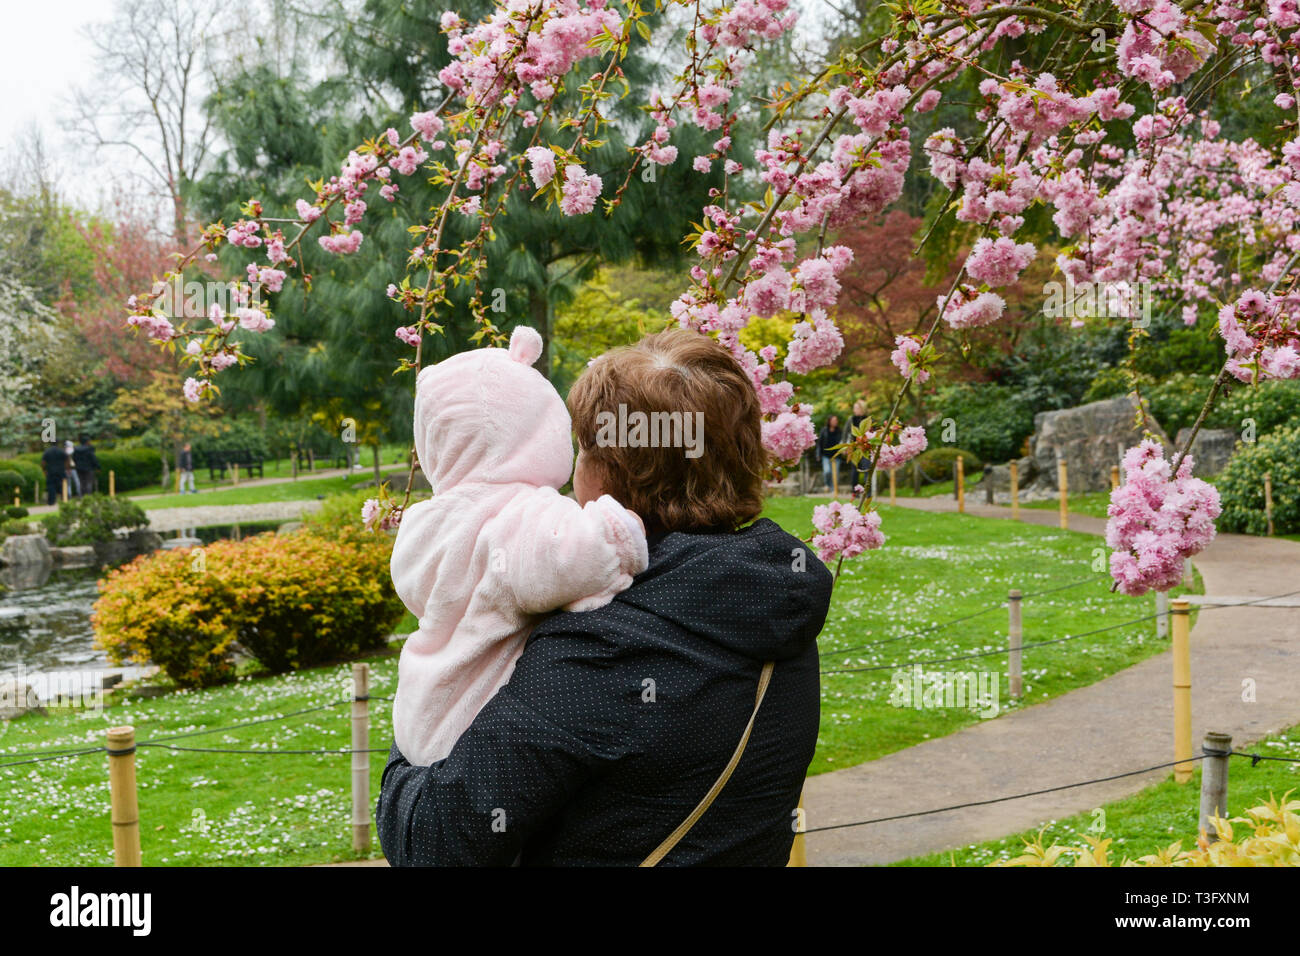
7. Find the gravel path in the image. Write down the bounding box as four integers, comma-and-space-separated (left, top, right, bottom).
146, 500, 323, 533
802, 496, 1300, 866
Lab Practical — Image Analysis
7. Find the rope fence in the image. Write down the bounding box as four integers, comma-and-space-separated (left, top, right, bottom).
3, 580, 1299, 866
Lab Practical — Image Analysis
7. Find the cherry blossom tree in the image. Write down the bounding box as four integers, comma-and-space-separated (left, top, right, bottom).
121, 0, 1300, 594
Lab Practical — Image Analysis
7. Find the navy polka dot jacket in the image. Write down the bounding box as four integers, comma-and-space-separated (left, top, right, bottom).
375, 516, 833, 866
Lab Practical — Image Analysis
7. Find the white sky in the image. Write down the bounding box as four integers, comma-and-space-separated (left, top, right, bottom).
0, 1, 106, 199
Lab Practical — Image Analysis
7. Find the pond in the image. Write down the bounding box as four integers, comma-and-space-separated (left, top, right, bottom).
0, 521, 285, 703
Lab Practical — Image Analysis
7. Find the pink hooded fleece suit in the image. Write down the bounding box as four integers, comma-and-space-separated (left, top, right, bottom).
391, 325, 649, 766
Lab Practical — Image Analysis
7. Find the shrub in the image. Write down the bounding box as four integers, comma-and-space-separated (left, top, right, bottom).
93, 527, 404, 688
42, 495, 149, 546
913, 446, 982, 482
2, 518, 35, 538
302, 488, 377, 540
926, 383, 1035, 465
1144, 372, 1215, 437
1210, 378, 1300, 439
0, 470, 26, 501
95, 447, 163, 491
1216, 424, 1300, 535
5, 505, 29, 519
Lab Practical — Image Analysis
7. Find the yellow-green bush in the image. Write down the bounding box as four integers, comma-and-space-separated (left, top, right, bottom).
92, 527, 403, 688
990, 792, 1300, 867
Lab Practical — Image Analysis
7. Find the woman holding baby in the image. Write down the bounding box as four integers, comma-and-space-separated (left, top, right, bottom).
375, 327, 833, 866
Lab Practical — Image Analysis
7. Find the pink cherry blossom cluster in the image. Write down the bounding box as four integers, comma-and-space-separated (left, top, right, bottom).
1106, 440, 1222, 596
1217, 290, 1300, 381
810, 501, 885, 564
890, 335, 929, 383
1115, 0, 1213, 91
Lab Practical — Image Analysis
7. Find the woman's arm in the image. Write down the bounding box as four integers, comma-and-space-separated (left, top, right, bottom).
376, 626, 632, 865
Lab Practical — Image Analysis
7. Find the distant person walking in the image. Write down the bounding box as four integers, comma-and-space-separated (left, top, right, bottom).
73, 435, 99, 496
816, 414, 843, 492
178, 443, 197, 494
63, 440, 81, 498
41, 440, 67, 505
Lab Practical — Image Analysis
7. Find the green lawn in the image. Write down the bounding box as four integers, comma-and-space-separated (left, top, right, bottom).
132, 470, 409, 510
1022, 490, 1113, 520
759, 498, 1201, 774
895, 723, 1300, 866
0, 650, 403, 866
0, 498, 1200, 866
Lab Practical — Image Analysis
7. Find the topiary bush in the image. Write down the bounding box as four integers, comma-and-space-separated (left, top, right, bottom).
1216, 425, 1300, 536
95, 447, 163, 491
5, 505, 29, 519
913, 446, 982, 482
92, 526, 404, 688
926, 383, 1035, 465
42, 495, 149, 546
0, 470, 26, 500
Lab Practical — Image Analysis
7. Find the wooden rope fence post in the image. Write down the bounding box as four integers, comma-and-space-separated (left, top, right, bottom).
787, 795, 806, 867
1264, 472, 1274, 536
1156, 590, 1169, 640
1009, 460, 1019, 520
1199, 731, 1232, 843
832, 456, 839, 498
106, 726, 141, 866
888, 468, 896, 506
1171, 599, 1193, 784
62, 478, 69, 502
232, 462, 240, 486
956, 456, 965, 513
109, 470, 116, 497
174, 469, 181, 494
11, 486, 18, 508
1110, 465, 1120, 491
1008, 589, 1023, 700
351, 662, 371, 853
1057, 458, 1068, 530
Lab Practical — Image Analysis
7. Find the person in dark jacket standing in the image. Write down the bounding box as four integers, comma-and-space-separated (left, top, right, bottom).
815, 414, 842, 492
376, 330, 832, 866
73, 436, 99, 496
177, 443, 196, 494
41, 440, 67, 505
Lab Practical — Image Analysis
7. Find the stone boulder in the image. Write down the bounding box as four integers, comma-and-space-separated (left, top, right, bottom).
1174, 427, 1238, 476
1024, 395, 1169, 496
49, 545, 96, 565
0, 533, 51, 568
93, 528, 164, 566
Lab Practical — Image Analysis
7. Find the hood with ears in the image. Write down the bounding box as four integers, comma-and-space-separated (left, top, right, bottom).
412, 326, 574, 493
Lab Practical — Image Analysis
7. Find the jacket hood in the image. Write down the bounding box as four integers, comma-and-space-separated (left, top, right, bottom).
413, 326, 574, 494
617, 517, 833, 662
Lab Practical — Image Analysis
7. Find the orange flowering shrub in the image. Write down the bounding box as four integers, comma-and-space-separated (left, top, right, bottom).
93, 527, 403, 688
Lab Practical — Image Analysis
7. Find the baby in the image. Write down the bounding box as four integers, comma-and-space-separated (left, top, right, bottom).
390, 325, 648, 766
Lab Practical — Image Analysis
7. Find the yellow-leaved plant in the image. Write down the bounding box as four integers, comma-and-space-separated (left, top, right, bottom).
989, 791, 1300, 867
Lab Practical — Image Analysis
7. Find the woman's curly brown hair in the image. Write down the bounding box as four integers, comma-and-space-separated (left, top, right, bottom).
567, 329, 769, 534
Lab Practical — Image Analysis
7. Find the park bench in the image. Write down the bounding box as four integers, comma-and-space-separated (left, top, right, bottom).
295, 444, 350, 471
204, 450, 266, 480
